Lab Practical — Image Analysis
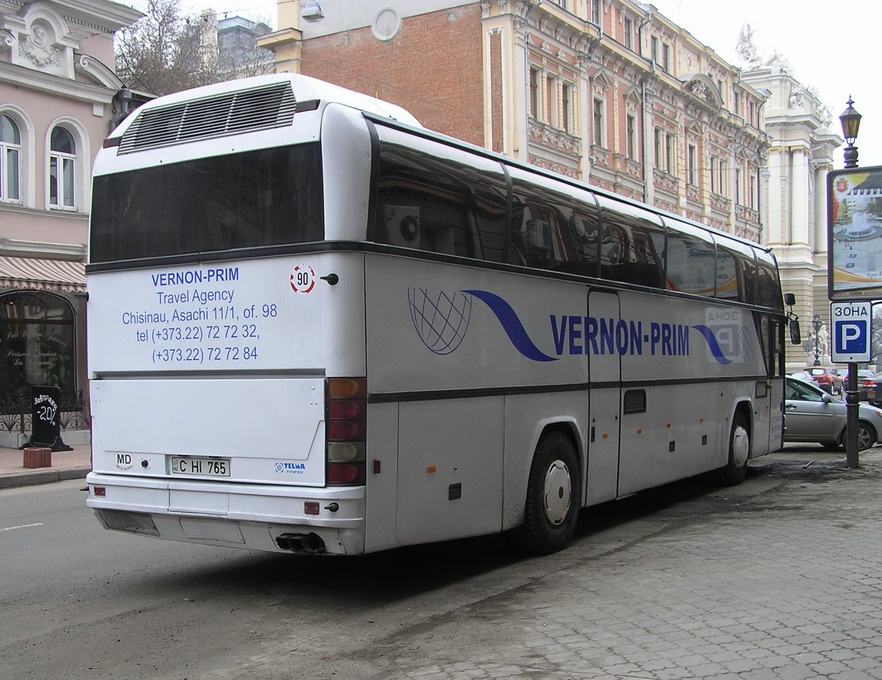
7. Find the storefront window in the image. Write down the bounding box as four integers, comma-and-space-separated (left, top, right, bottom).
0, 292, 75, 401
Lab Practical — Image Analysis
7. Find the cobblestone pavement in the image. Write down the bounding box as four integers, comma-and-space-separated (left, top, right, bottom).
339, 449, 882, 680
6, 445, 882, 679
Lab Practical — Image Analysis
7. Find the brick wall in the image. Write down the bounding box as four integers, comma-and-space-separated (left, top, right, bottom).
301, 4, 485, 146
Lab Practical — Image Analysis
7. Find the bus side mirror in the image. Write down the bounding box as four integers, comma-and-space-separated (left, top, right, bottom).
783, 293, 800, 344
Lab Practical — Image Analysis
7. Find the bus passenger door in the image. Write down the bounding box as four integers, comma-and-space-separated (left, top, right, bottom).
752, 315, 783, 455
585, 289, 621, 504
765, 317, 785, 453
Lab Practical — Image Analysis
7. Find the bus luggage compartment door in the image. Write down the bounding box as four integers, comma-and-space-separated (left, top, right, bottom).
90, 377, 326, 486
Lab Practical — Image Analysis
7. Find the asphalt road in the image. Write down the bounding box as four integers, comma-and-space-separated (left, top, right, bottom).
2, 447, 881, 679
0, 479, 581, 679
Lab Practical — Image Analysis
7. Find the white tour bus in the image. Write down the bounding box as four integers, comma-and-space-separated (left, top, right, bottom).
86, 74, 792, 556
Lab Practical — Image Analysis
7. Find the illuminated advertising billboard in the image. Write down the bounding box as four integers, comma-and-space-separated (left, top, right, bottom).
828, 165, 882, 300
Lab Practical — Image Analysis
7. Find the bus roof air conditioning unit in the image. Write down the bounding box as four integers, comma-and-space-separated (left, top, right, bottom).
383, 206, 420, 248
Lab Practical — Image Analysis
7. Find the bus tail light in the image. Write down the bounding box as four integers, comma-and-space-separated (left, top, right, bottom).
327, 378, 366, 486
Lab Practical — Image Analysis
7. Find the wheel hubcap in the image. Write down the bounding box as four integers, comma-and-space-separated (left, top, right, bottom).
732, 425, 749, 468
543, 460, 571, 526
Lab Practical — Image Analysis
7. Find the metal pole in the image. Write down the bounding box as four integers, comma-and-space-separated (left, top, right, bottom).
846, 362, 860, 468
838, 97, 862, 469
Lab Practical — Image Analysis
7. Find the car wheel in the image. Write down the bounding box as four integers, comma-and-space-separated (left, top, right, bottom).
839, 421, 877, 451
857, 421, 877, 450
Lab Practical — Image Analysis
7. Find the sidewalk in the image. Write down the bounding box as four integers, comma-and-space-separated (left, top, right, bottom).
0, 444, 91, 489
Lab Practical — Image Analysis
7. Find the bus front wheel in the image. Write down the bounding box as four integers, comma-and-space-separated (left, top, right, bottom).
718, 412, 750, 485
509, 431, 580, 554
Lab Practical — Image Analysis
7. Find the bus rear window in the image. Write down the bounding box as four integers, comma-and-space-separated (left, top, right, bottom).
90, 144, 323, 262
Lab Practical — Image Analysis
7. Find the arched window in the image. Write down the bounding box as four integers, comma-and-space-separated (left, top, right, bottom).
0, 114, 21, 202
49, 126, 76, 209
0, 292, 76, 400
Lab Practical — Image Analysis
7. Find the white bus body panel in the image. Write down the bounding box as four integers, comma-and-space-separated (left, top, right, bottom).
90, 378, 326, 484
87, 252, 369, 553
364, 253, 771, 535
86, 253, 365, 376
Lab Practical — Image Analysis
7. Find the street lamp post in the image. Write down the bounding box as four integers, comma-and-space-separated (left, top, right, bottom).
839, 97, 863, 468
812, 314, 822, 366
840, 96, 862, 169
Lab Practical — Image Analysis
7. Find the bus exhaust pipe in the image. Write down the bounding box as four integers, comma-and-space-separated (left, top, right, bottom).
275, 532, 326, 554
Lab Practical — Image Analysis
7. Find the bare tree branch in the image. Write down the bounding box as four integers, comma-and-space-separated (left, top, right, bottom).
116, 0, 273, 97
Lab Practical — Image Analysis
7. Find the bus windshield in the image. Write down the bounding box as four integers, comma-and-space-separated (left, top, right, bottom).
89, 143, 324, 263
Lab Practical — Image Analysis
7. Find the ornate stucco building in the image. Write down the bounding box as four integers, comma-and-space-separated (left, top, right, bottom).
260, 0, 769, 243
0, 0, 142, 446
737, 28, 842, 370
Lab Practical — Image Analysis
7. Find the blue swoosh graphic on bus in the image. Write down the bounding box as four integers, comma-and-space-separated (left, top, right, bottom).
692, 325, 733, 365
463, 289, 558, 362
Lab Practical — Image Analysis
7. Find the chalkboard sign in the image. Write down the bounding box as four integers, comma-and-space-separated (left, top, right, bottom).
30, 385, 71, 451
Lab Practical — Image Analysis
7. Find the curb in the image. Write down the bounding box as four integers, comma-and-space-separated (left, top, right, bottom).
0, 466, 91, 490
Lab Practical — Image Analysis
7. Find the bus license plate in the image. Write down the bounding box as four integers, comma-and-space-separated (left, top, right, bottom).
170, 456, 230, 477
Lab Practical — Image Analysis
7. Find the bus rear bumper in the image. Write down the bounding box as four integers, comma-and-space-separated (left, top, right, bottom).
86, 472, 366, 555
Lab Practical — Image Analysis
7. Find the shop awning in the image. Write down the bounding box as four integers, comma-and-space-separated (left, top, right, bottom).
0, 256, 86, 293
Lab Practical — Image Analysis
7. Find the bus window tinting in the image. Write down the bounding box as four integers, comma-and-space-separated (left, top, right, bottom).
666, 231, 716, 297
509, 179, 601, 275
90, 144, 323, 262
374, 143, 508, 260
369, 136, 779, 309
757, 260, 781, 309
598, 204, 665, 289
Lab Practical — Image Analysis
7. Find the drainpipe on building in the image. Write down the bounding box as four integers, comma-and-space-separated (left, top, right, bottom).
637, 6, 653, 205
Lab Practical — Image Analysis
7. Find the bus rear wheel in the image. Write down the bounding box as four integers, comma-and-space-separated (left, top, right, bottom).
508, 431, 580, 555
718, 412, 750, 485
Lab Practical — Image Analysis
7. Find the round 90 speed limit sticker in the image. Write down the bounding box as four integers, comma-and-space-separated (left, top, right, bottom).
290, 265, 316, 293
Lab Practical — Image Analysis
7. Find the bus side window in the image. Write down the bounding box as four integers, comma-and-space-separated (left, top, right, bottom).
567, 212, 600, 277
715, 248, 739, 300
666, 234, 716, 296
375, 142, 509, 261
600, 223, 626, 280
375, 144, 472, 257
739, 253, 758, 305
510, 181, 559, 269
518, 204, 554, 268
509, 177, 600, 275
757, 262, 781, 309
597, 200, 664, 288
601, 220, 665, 288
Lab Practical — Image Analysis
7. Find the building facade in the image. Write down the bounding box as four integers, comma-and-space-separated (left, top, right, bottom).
0, 0, 141, 446
262, 0, 769, 243
738, 38, 841, 370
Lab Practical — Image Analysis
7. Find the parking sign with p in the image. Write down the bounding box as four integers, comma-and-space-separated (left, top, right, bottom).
831, 301, 872, 363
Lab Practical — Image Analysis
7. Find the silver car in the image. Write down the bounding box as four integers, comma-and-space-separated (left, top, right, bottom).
784, 377, 882, 450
